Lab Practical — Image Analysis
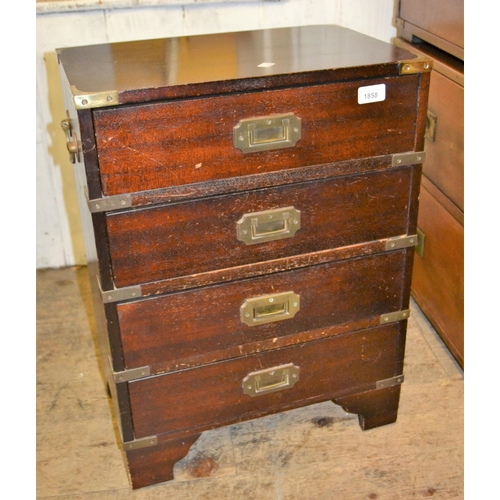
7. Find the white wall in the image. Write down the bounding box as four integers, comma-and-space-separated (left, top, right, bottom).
36, 0, 398, 269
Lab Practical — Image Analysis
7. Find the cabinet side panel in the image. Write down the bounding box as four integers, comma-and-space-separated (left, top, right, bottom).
57, 61, 132, 440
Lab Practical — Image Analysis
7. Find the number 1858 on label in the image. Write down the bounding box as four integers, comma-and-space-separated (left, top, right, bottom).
358, 84, 386, 105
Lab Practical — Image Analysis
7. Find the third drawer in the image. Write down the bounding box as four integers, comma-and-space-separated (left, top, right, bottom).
115, 249, 409, 375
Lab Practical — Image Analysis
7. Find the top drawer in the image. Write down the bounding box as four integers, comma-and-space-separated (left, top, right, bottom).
93, 77, 420, 195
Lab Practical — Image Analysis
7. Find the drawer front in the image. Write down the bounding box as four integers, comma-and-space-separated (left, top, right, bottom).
412, 180, 464, 367
399, 0, 464, 51
423, 69, 463, 211
127, 323, 403, 438
93, 77, 420, 195
118, 250, 407, 373
106, 167, 413, 288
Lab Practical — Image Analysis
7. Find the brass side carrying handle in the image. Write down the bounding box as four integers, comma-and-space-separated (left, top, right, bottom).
242, 363, 300, 397
233, 112, 301, 153
236, 206, 301, 245
61, 113, 81, 163
240, 291, 300, 327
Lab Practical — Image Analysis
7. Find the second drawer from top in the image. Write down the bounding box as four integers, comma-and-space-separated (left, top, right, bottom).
106, 165, 416, 288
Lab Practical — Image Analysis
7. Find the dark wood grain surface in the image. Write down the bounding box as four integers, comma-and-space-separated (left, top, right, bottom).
128, 323, 402, 439
55, 25, 431, 491
117, 250, 406, 373
93, 77, 419, 195
57, 25, 418, 103
125, 433, 202, 489
106, 167, 414, 287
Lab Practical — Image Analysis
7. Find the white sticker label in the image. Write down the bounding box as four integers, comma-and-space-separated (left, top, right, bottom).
358, 84, 386, 104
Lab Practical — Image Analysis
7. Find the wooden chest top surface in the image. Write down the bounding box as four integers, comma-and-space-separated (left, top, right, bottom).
57, 24, 419, 104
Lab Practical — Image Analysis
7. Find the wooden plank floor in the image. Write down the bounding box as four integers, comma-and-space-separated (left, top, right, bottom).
36, 266, 464, 499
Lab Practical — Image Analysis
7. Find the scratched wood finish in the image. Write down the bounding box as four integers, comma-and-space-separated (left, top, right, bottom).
125, 433, 202, 490
56, 25, 416, 106
119, 155, 404, 207
93, 77, 419, 195
106, 167, 413, 287
117, 250, 406, 373
126, 383, 405, 489
54, 25, 431, 491
127, 323, 403, 439
135, 238, 405, 297
37, 266, 464, 498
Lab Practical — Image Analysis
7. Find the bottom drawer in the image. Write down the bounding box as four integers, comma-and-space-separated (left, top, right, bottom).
128, 323, 404, 439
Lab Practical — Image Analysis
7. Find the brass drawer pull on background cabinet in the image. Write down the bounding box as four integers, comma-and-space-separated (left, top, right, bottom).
237, 206, 301, 245
425, 110, 437, 142
233, 112, 301, 153
242, 363, 300, 396
241, 291, 300, 326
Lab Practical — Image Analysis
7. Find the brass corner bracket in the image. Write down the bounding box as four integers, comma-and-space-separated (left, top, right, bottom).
70, 85, 120, 110
399, 57, 433, 75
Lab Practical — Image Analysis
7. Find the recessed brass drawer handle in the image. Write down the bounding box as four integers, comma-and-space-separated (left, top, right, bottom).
233, 112, 301, 153
240, 291, 300, 327
242, 363, 300, 397
237, 206, 301, 245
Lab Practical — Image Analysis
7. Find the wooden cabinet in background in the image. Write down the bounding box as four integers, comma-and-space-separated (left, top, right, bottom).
395, 0, 464, 368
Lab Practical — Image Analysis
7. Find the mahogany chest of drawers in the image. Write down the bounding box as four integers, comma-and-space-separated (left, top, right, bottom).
57, 25, 430, 489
